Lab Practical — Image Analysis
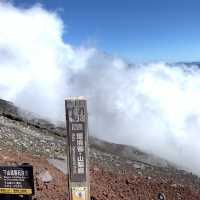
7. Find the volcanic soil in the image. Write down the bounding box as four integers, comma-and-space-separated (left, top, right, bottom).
0, 149, 200, 200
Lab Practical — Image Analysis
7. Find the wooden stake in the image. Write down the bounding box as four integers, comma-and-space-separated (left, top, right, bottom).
65, 97, 90, 200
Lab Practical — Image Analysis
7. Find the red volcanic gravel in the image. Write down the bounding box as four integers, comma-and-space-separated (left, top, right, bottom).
90, 167, 200, 200
0, 150, 200, 200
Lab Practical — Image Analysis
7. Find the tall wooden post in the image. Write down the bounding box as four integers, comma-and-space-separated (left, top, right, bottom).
65, 97, 90, 200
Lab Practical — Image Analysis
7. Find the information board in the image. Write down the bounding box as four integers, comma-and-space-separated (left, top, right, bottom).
0, 165, 34, 195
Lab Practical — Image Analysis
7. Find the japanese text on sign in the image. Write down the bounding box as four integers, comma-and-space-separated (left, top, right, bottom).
66, 99, 87, 182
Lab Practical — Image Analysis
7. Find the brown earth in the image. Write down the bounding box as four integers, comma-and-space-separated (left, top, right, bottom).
0, 149, 200, 200
0, 99, 200, 200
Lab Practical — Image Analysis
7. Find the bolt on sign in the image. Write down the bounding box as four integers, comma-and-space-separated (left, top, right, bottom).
0, 165, 34, 196
65, 97, 90, 200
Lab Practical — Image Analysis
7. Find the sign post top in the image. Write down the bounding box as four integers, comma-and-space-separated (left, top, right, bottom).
65, 98, 87, 109
65, 96, 87, 101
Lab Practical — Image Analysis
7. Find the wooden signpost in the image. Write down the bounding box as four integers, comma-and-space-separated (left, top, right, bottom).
65, 97, 90, 200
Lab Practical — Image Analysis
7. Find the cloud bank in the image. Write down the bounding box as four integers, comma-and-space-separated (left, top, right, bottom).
0, 2, 200, 175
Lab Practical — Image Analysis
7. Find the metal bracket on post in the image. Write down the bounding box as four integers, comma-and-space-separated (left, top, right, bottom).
65, 97, 90, 200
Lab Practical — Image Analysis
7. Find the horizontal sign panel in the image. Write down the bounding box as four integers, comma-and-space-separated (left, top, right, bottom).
0, 165, 34, 195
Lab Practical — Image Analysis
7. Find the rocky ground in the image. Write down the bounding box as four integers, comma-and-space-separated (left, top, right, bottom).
0, 150, 68, 200
0, 99, 200, 200
0, 149, 200, 200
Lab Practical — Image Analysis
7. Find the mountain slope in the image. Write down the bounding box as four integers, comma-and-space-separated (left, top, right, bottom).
0, 99, 200, 200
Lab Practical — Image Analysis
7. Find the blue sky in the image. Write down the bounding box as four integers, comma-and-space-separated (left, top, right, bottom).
13, 0, 200, 62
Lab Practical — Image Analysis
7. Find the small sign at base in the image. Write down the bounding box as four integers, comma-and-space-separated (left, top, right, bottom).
72, 187, 87, 200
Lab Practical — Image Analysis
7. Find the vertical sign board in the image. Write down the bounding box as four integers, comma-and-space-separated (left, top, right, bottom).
65, 97, 90, 200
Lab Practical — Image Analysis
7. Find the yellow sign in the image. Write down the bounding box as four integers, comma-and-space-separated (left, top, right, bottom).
72, 187, 87, 200
0, 188, 32, 195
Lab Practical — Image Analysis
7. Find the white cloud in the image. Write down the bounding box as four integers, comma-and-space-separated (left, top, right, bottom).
0, 2, 200, 175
